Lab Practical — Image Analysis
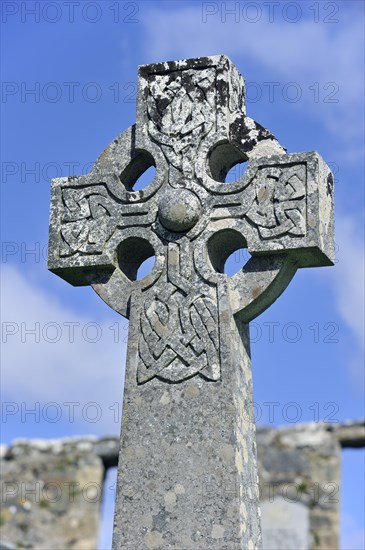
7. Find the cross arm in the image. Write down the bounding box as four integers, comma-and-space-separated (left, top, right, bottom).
48, 175, 117, 286
195, 150, 335, 323
243, 151, 335, 267
47, 125, 165, 290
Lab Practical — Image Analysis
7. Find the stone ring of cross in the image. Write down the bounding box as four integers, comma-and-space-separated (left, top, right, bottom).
49, 55, 334, 385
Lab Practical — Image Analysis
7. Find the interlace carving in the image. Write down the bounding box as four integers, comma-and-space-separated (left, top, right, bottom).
138, 243, 220, 384
147, 68, 216, 176
60, 186, 117, 256
139, 286, 219, 384
245, 164, 306, 239
59, 185, 155, 256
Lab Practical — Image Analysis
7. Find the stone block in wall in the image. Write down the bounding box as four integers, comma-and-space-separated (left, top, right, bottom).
257, 423, 341, 550
0, 438, 104, 550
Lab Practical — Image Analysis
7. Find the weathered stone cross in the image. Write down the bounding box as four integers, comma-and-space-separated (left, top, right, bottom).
48, 56, 334, 549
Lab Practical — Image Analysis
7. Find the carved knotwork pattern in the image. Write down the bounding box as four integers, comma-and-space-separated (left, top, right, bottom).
137, 242, 220, 384
138, 286, 220, 384
59, 185, 154, 256
58, 162, 307, 260
59, 163, 308, 258
245, 164, 306, 239
147, 68, 216, 176
60, 186, 117, 256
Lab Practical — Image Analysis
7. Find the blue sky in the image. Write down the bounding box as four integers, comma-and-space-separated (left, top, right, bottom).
1, 1, 364, 548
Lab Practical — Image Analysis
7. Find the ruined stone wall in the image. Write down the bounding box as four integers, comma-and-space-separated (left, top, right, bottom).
258, 421, 364, 550
0, 438, 113, 550
1, 422, 363, 550
258, 424, 340, 550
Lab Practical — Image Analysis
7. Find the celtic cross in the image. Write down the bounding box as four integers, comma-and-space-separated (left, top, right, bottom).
48, 56, 334, 549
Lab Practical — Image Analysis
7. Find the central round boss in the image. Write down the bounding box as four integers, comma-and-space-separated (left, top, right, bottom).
158, 188, 201, 232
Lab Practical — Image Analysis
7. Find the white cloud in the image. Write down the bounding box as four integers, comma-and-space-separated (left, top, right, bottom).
319, 211, 365, 386
1, 265, 127, 435
334, 215, 365, 350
